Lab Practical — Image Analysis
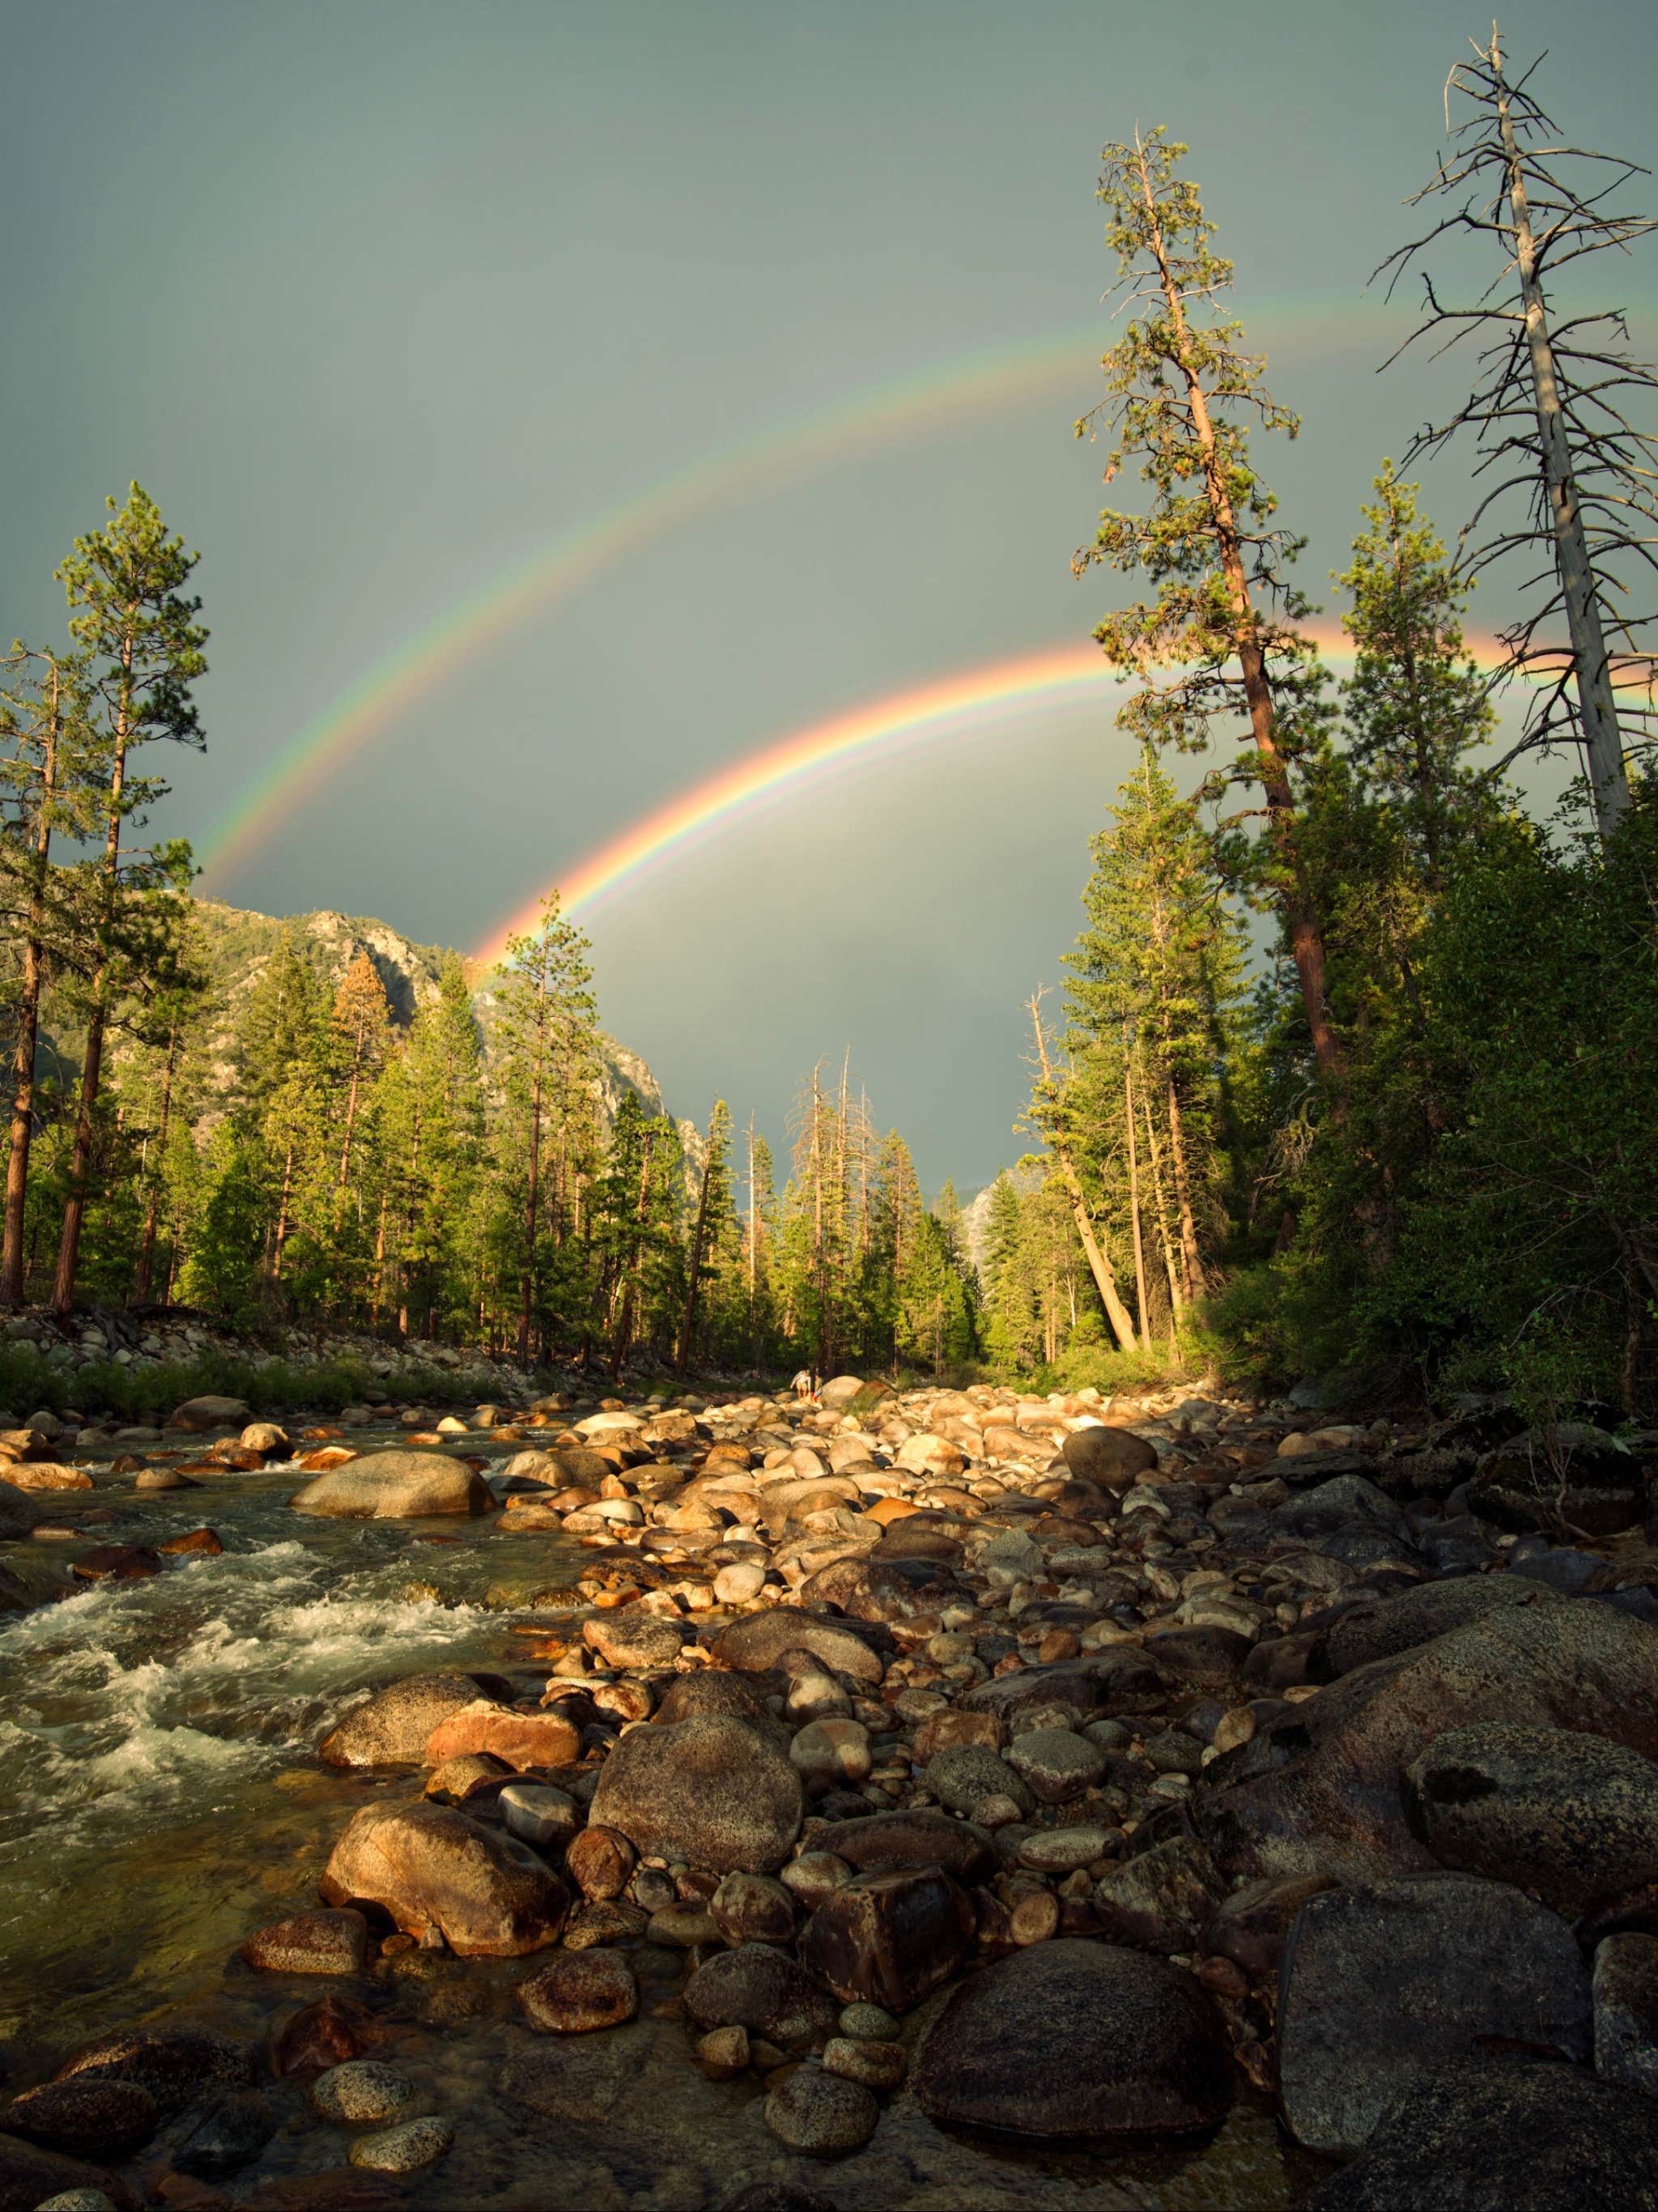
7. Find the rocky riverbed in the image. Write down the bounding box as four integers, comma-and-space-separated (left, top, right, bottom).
4, 1374, 1658, 2210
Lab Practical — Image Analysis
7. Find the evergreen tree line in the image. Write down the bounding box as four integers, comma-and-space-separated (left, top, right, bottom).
984, 65, 1658, 1415
0, 496, 979, 1374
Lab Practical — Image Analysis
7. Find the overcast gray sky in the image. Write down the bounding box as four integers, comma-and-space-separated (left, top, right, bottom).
6, 0, 1656, 1191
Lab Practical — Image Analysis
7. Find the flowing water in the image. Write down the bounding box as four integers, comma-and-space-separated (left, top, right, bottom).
0, 1444, 1323, 2209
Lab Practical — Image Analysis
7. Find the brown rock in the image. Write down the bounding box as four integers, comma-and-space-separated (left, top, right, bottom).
240, 1910, 370, 1976
683, 1942, 839, 2048
54, 2030, 251, 2115
319, 1672, 507, 1767
801, 1865, 973, 2010
318, 1801, 568, 1955
912, 1708, 1005, 1761
711, 1610, 885, 1685
565, 1823, 636, 1900
588, 1714, 803, 1874
3, 2076, 158, 2156
711, 1870, 797, 1946
423, 1700, 580, 1772
70, 1542, 163, 1582
2, 1461, 92, 1491
159, 1526, 225, 1555
0, 2133, 142, 2211
814, 1809, 996, 1885
518, 1948, 639, 2032
272, 1994, 378, 2078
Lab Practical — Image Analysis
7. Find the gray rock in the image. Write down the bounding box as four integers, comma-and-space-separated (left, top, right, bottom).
319, 1671, 504, 1767
1005, 1727, 1106, 1804
290, 1448, 491, 1519
763, 2066, 878, 2155
310, 2061, 415, 2124
1319, 1576, 1538, 1677
1404, 1722, 1658, 1913
1277, 1874, 1592, 2155
684, 1942, 840, 2048
53, 2028, 252, 2116
1062, 1427, 1157, 1490
584, 1610, 688, 1668
912, 1938, 1232, 2138
710, 1610, 885, 1684
589, 1714, 804, 1873
172, 2090, 274, 2178
1301, 2052, 1658, 2212
1092, 1836, 1225, 1954
1595, 1932, 1658, 2097
347, 2113, 454, 2172
1199, 1597, 1658, 1882
0, 2138, 139, 2212
925, 1743, 1034, 1817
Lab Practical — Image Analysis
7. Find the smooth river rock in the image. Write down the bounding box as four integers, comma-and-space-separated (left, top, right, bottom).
289, 1449, 491, 1519
912, 1938, 1233, 2138
588, 1714, 803, 1872
319, 1673, 508, 1767
319, 1801, 568, 1955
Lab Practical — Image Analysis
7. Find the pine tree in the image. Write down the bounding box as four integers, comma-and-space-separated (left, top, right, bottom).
51, 487, 206, 1311
1076, 130, 1341, 1081
677, 1099, 731, 1373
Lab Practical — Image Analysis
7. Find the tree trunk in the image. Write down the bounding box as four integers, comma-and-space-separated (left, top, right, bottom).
134, 1023, 179, 1303
1491, 41, 1629, 840
1142, 1091, 1184, 1344
1028, 998, 1141, 1351
675, 1111, 717, 1375
1124, 1040, 1150, 1344
2, 663, 65, 1308
1164, 1073, 1207, 1298
52, 993, 107, 1315
1133, 137, 1343, 1081
517, 980, 548, 1367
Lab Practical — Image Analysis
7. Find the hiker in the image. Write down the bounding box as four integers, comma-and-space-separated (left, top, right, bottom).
791, 1366, 816, 1402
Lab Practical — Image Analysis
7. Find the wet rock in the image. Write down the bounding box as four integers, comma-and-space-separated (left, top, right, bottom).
763, 2066, 878, 2155
290, 1449, 491, 1519
566, 1824, 636, 1899
711, 1612, 885, 1685
70, 1543, 162, 1583
924, 1744, 1035, 1818
711, 1870, 797, 1946
814, 1810, 995, 1885
1200, 1597, 1658, 1882
1063, 1427, 1157, 1490
347, 2115, 453, 2172
1092, 1836, 1226, 1954
157, 1526, 223, 1555
1402, 1722, 1658, 1914
1201, 1873, 1335, 1980
584, 1611, 689, 1669
518, 1949, 639, 2032
54, 2029, 252, 2115
1006, 1727, 1105, 1805
822, 2036, 906, 2089
240, 1910, 369, 1976
698, 2025, 750, 2079
718, 2185, 840, 2212
319, 1801, 568, 1955
499, 2027, 649, 2122
1301, 2052, 1658, 2212
913, 1708, 1002, 1760
319, 1672, 508, 1767
240, 1422, 289, 1456
1277, 1874, 1592, 2155
310, 2062, 415, 2125
271, 1993, 377, 2078
800, 1865, 972, 2010
0, 2136, 140, 2212
173, 2090, 275, 2178
1594, 1932, 1658, 2096
2, 2078, 157, 2157
0, 1476, 42, 1538
589, 1715, 803, 1873
1018, 1826, 1111, 1874
423, 1699, 581, 1772
913, 1938, 1232, 2138
563, 1897, 649, 1949
683, 1943, 839, 2048
781, 1853, 854, 1909
2, 1461, 91, 1491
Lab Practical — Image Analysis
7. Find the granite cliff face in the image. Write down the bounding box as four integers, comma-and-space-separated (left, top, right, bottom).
189, 897, 667, 1125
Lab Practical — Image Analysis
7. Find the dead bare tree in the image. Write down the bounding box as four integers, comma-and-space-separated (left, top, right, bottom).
1376, 24, 1658, 841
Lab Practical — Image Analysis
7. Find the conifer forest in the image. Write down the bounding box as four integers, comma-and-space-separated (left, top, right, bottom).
3, 17, 1658, 2212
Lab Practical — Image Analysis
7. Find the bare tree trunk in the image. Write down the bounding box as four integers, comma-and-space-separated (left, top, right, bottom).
1164, 1074, 1207, 1298
2, 663, 65, 1308
1027, 996, 1141, 1351
675, 1109, 717, 1375
1124, 1037, 1150, 1345
1142, 1091, 1184, 1344
610, 1130, 654, 1380
273, 1138, 295, 1282
1490, 39, 1629, 839
1133, 135, 1342, 1082
517, 976, 548, 1366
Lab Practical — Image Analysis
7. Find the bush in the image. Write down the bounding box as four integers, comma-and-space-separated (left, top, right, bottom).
0, 1342, 508, 1422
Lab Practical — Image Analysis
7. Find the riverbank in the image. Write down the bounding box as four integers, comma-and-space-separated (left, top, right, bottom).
3, 1374, 1658, 2209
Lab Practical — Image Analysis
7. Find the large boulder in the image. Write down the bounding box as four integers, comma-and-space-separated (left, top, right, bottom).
290, 1448, 491, 1519
1300, 2052, 1658, 2212
171, 1393, 252, 1431
1317, 1576, 1539, 1677
913, 1938, 1232, 2138
683, 1942, 839, 2048
1277, 1874, 1592, 2155
1062, 1426, 1157, 1491
710, 1610, 886, 1685
1403, 1722, 1658, 1914
320, 1673, 508, 1767
318, 1801, 568, 1955
588, 1714, 803, 1873
1198, 1597, 1658, 1882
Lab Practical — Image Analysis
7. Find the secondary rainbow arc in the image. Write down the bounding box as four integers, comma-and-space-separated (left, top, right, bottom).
194, 295, 1426, 891
474, 619, 1520, 967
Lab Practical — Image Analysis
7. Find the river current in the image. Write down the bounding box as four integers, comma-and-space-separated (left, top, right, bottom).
0, 1440, 1319, 2210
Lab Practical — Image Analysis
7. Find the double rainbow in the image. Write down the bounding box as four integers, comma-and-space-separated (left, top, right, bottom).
473, 619, 1518, 967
